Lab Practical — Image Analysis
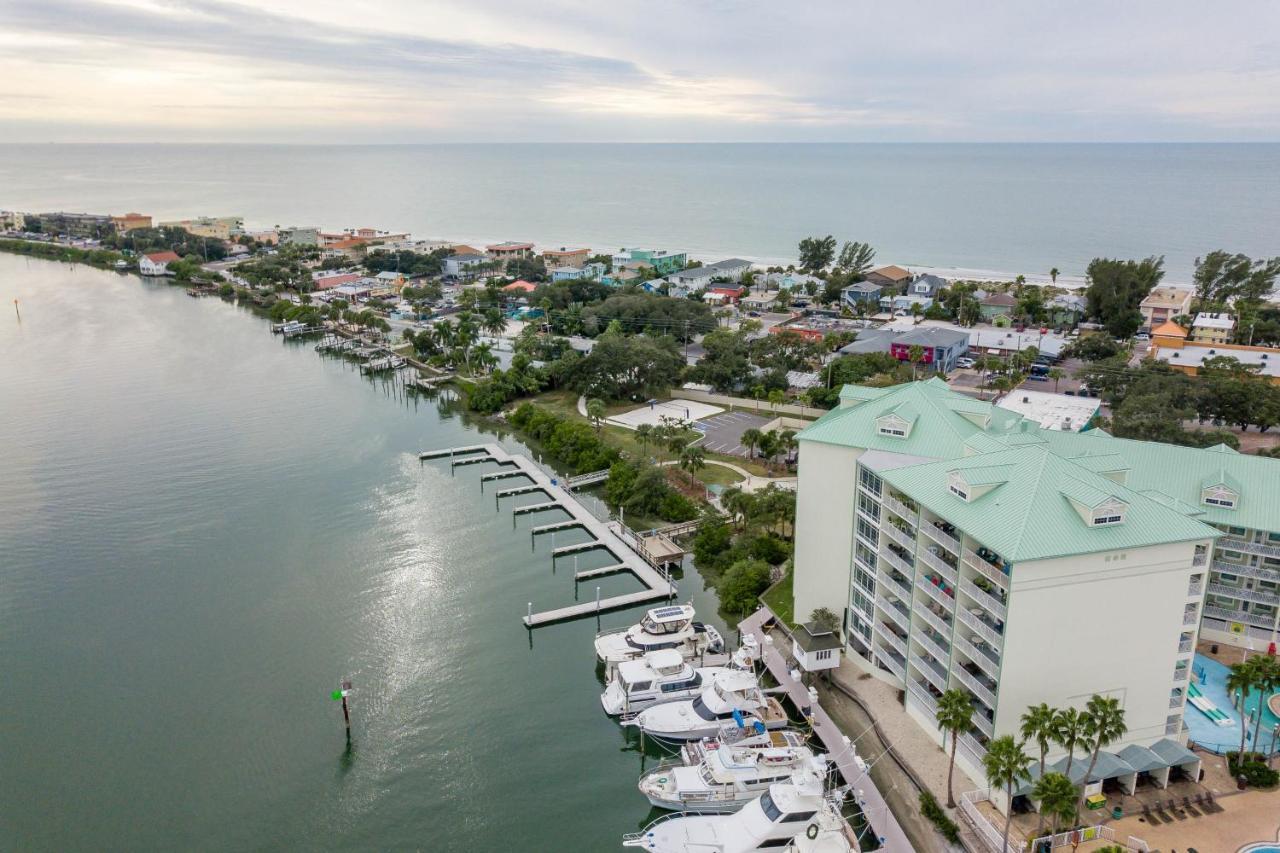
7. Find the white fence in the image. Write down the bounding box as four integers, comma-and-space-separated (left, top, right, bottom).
957, 790, 1021, 853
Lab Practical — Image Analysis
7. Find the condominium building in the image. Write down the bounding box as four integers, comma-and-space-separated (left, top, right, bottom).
791, 379, 1280, 788
611, 248, 689, 275
159, 216, 243, 240
1190, 312, 1235, 344
1139, 286, 1194, 329
541, 247, 591, 270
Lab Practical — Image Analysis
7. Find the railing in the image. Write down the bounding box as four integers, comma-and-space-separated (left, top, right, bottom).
1178, 638, 1193, 654
874, 622, 908, 658
959, 607, 1004, 650
921, 521, 960, 554
954, 664, 998, 709
1220, 536, 1280, 559
1189, 580, 1203, 597
1207, 581, 1280, 606
957, 634, 1002, 680
1165, 717, 1182, 736
877, 569, 912, 602
915, 630, 951, 666
963, 548, 1010, 591
876, 594, 911, 632
916, 603, 954, 637
879, 546, 914, 575
958, 790, 1021, 853
971, 711, 995, 738
906, 678, 939, 717
919, 548, 958, 585
1213, 559, 1280, 582
910, 651, 948, 692
877, 648, 907, 680
881, 520, 916, 550
1192, 551, 1208, 567
1203, 605, 1276, 628
1169, 693, 1184, 709
883, 493, 918, 523
1172, 666, 1189, 683
960, 577, 1008, 621
1183, 605, 1199, 626
957, 731, 988, 766
916, 574, 956, 610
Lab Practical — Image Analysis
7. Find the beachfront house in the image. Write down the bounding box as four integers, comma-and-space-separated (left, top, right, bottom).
485, 242, 535, 268
444, 253, 489, 278
611, 248, 688, 276
541, 247, 591, 270
139, 251, 180, 276
907, 274, 946, 298
1140, 286, 1194, 330
551, 261, 605, 282
1191, 313, 1235, 344
665, 258, 753, 291
979, 292, 1017, 321
842, 282, 884, 311
865, 265, 913, 289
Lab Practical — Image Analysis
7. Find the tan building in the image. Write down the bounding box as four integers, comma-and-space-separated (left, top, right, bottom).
1139, 286, 1194, 329
541, 247, 590, 270
485, 241, 534, 264
1150, 321, 1280, 385
159, 216, 243, 240
111, 212, 152, 232
1190, 312, 1234, 344
865, 265, 913, 288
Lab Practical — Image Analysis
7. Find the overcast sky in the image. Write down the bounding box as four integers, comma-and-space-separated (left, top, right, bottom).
2, 0, 1278, 143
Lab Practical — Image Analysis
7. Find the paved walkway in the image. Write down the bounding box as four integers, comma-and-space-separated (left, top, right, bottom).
657, 459, 797, 493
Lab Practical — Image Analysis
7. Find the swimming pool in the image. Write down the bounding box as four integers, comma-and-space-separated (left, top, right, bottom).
1237, 845, 1280, 853
1187, 654, 1280, 754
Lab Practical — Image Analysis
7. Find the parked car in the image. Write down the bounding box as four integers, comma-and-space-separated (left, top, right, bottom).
955, 357, 977, 369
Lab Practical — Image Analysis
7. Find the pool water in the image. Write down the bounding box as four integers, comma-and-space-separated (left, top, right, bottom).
1187, 655, 1280, 754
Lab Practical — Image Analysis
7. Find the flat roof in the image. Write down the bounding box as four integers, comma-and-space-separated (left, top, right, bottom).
995, 390, 1101, 432
1154, 343, 1280, 378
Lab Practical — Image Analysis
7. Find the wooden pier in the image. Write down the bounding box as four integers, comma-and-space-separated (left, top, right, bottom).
420, 443, 678, 628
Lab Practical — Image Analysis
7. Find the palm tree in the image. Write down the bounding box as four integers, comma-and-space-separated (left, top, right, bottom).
635, 423, 654, 458
679, 444, 707, 486
936, 688, 975, 807
1050, 268, 1059, 285
1251, 656, 1280, 751
482, 308, 507, 338
1048, 367, 1066, 392
767, 389, 785, 411
907, 344, 925, 379
1078, 695, 1127, 818
471, 342, 498, 375
1031, 772, 1078, 839
1227, 660, 1256, 757
1051, 707, 1087, 785
741, 427, 764, 459
983, 735, 1032, 853
586, 398, 606, 434
1020, 703, 1056, 779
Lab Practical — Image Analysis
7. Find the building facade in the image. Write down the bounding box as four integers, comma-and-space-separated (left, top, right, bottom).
279, 226, 321, 246
791, 379, 1279, 787
1140, 286, 1194, 329
139, 251, 180, 276
541, 247, 591, 270
111, 213, 152, 233
1190, 312, 1235, 344
612, 248, 688, 275
159, 216, 243, 240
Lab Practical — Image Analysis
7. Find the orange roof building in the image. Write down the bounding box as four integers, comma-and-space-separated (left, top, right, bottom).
502, 280, 537, 293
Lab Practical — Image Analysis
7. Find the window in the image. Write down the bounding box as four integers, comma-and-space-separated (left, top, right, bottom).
1092, 514, 1124, 526
1228, 526, 1247, 536
859, 467, 882, 496
949, 484, 969, 501
855, 568, 875, 594
858, 493, 881, 521
851, 589, 872, 617
857, 517, 878, 545
855, 542, 877, 569
879, 426, 906, 437
1204, 496, 1236, 508
629, 681, 651, 692
1268, 532, 1280, 543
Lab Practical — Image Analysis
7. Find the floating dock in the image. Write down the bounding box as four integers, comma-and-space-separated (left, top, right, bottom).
420, 443, 678, 627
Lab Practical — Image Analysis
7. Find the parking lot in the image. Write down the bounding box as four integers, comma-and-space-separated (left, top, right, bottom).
695, 411, 773, 457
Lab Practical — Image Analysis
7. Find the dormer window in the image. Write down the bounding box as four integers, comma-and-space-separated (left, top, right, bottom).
1202, 484, 1238, 510
947, 471, 972, 502
1092, 511, 1125, 526
876, 412, 914, 438
1090, 497, 1128, 526
949, 484, 969, 500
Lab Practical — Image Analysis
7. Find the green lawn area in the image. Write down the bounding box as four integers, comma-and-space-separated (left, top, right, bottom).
760, 569, 794, 626
695, 463, 746, 488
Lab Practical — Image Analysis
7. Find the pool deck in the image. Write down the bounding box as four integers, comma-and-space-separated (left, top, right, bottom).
1189, 652, 1280, 755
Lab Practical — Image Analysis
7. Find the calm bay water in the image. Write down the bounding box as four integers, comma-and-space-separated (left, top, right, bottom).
2, 143, 1279, 281
0, 254, 729, 850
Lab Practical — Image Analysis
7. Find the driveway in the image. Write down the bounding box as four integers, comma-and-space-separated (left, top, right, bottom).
694, 410, 772, 457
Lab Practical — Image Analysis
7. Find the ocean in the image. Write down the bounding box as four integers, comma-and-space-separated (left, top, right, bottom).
1, 143, 1278, 283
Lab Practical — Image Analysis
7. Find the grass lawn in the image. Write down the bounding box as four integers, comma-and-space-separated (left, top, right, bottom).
695, 464, 746, 488
760, 569, 794, 627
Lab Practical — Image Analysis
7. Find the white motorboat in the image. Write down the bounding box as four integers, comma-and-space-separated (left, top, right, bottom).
639, 726, 816, 812
623, 762, 856, 852
594, 604, 725, 672
622, 669, 789, 741
602, 649, 742, 716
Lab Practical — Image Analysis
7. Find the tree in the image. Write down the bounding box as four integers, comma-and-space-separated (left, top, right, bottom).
808, 607, 841, 636
797, 235, 837, 272
678, 443, 707, 485
718, 558, 772, 614
1227, 660, 1257, 757
1193, 251, 1280, 307
984, 735, 1032, 853
936, 689, 975, 807
1078, 695, 1127, 819
1051, 707, 1086, 784
1251, 656, 1280, 751
586, 397, 606, 433
1083, 256, 1165, 338
907, 344, 925, 379
741, 427, 764, 459
1031, 772, 1079, 838
635, 423, 654, 458
482, 309, 508, 338
1048, 367, 1066, 392
1050, 267, 1059, 285
567, 332, 686, 400
835, 241, 876, 277
1021, 702, 1057, 838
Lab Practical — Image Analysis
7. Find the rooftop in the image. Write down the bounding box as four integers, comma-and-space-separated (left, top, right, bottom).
869, 264, 912, 282
1153, 340, 1280, 379
794, 622, 843, 653
1140, 286, 1194, 309
1193, 312, 1235, 330
994, 389, 1101, 432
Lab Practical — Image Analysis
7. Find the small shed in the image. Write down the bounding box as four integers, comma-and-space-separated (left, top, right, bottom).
792, 622, 842, 672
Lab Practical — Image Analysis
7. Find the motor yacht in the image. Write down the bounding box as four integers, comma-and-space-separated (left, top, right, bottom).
603, 647, 754, 716
594, 604, 724, 673
623, 762, 856, 852
639, 725, 816, 812
622, 669, 788, 741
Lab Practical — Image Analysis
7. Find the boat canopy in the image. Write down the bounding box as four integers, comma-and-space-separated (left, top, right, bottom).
644, 649, 686, 670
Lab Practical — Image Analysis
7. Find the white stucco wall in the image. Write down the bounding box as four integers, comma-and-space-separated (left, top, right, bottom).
792, 440, 861, 625
994, 539, 1211, 750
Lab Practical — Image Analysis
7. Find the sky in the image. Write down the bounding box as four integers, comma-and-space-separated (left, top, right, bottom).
2, 0, 1279, 143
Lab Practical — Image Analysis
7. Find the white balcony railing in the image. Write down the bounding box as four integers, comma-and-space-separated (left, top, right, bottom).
963, 548, 1010, 591
877, 595, 911, 632
883, 493, 918, 523
954, 664, 998, 709
1178, 638, 1193, 654
1173, 666, 1189, 683
1169, 694, 1184, 709
1207, 582, 1280, 607
906, 678, 939, 718
919, 548, 959, 585
957, 634, 1001, 680
916, 604, 954, 637
958, 732, 989, 765
971, 712, 995, 739
911, 652, 949, 692
1203, 605, 1276, 628
959, 607, 1004, 650
1183, 605, 1199, 626
960, 577, 1008, 621
874, 623, 908, 658
915, 630, 951, 666
879, 547, 914, 575
921, 521, 960, 554
881, 521, 916, 551
916, 574, 956, 611
1219, 537, 1280, 560
877, 569, 912, 602
1213, 560, 1280, 582
877, 648, 907, 681
1192, 552, 1208, 567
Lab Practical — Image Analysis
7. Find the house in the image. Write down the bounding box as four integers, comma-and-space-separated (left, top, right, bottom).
374, 270, 406, 291
111, 213, 152, 233
502, 280, 537, 295
1048, 294, 1086, 326
702, 286, 745, 305
907, 274, 946, 298
541, 247, 591, 270
887, 326, 969, 371
279, 226, 321, 246
667, 259, 753, 290
322, 238, 369, 260
0, 210, 27, 231
979, 292, 1017, 320
881, 294, 933, 315
551, 262, 605, 282
792, 622, 843, 673
160, 216, 244, 240
139, 251, 181, 276
444, 253, 489, 278
30, 211, 114, 239
841, 282, 883, 311
762, 271, 823, 292
995, 389, 1101, 431
611, 248, 688, 275
1140, 286, 1194, 329
1190, 312, 1235, 344
790, 377, 1266, 803
1150, 322, 1280, 385
740, 292, 778, 312
312, 271, 362, 291
485, 242, 535, 265
865, 265, 912, 288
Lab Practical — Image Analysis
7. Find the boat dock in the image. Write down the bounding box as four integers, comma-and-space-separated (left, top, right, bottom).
419, 443, 678, 628
739, 607, 912, 852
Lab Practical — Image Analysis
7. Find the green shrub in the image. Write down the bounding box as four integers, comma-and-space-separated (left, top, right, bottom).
919, 790, 960, 844
717, 559, 772, 615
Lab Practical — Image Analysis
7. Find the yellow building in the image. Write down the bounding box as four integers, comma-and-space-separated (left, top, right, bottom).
541, 247, 590, 270
159, 216, 244, 240
111, 212, 152, 232
1149, 321, 1280, 385
1190, 312, 1234, 344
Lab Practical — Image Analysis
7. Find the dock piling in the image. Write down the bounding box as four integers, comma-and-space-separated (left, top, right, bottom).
596, 586, 601, 612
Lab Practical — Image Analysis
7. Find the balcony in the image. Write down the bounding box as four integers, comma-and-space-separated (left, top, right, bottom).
958, 607, 1004, 650
875, 622, 908, 658
954, 664, 998, 709
882, 520, 916, 550
963, 548, 1010, 591
1183, 604, 1199, 626
1213, 559, 1280, 582
1203, 604, 1276, 629
911, 651, 949, 692
880, 547, 914, 576
956, 634, 1001, 680
1219, 537, 1280, 560
958, 731, 989, 765
1169, 692, 1184, 710
1165, 717, 1183, 736
921, 521, 960, 554
883, 493, 918, 523
1188, 579, 1203, 597
916, 574, 956, 611
1208, 581, 1280, 607
877, 594, 911, 632
1172, 665, 1189, 683
960, 577, 1008, 621
1193, 551, 1208, 567
915, 629, 951, 666
907, 678, 939, 717
877, 569, 912, 602
971, 711, 995, 739
916, 603, 954, 637
876, 647, 907, 681
1178, 638, 1193, 654
919, 548, 959, 585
